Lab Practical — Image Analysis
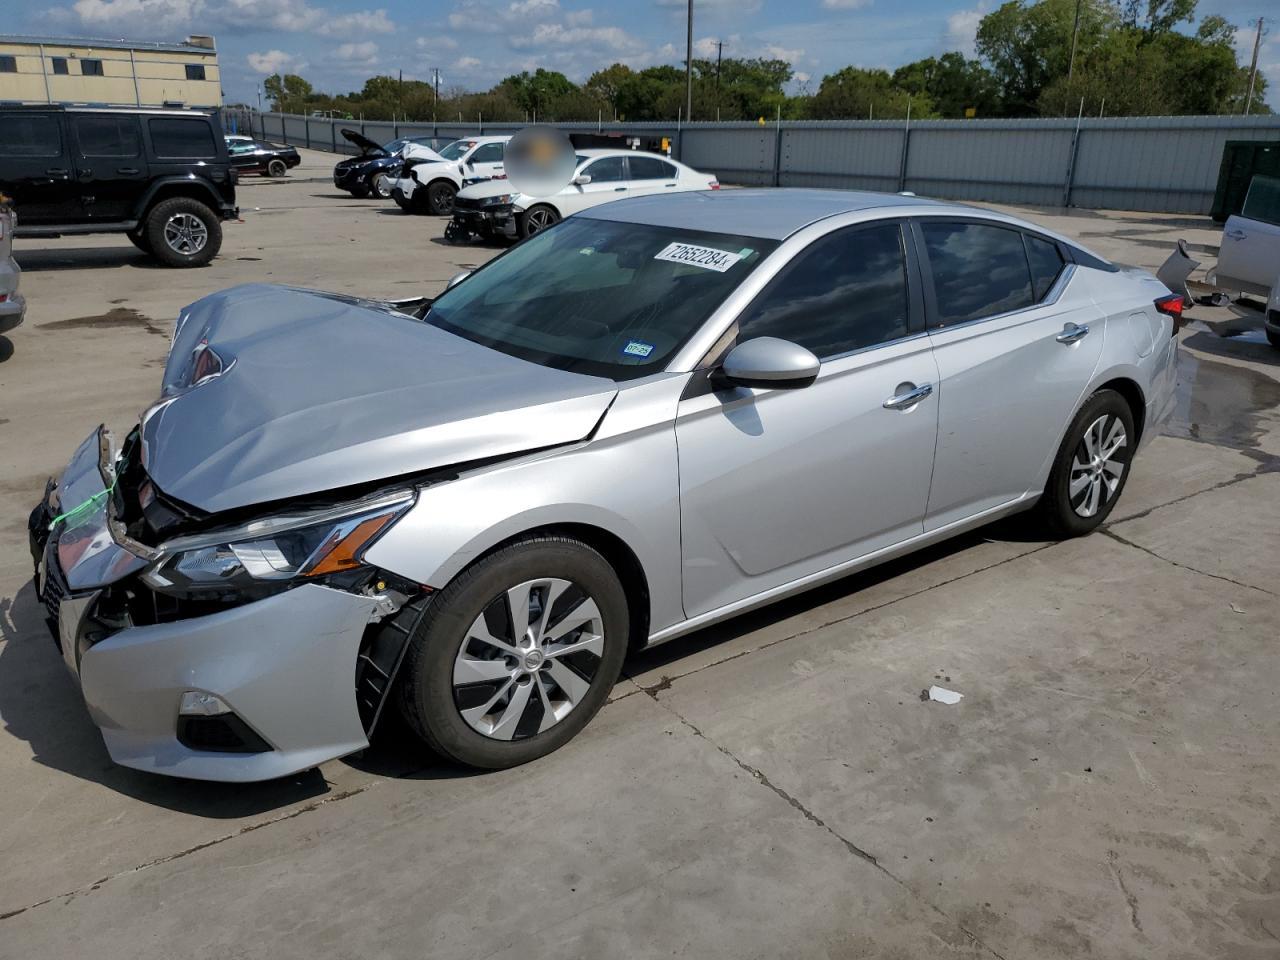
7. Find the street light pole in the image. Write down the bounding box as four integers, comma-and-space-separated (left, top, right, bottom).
1244, 17, 1263, 116
685, 0, 693, 123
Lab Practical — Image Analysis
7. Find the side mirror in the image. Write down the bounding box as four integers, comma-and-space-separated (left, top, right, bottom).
446, 270, 471, 289
719, 337, 819, 389
572, 173, 592, 185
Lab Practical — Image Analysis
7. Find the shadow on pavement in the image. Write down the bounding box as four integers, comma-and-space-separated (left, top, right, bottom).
14, 247, 163, 273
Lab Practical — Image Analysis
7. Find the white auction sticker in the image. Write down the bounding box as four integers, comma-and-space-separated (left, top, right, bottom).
654, 242, 744, 273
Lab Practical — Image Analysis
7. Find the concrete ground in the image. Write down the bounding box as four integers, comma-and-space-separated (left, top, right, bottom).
1, 148, 1277, 959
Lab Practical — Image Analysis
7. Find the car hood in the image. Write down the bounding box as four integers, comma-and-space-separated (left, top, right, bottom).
341, 128, 386, 156
144, 284, 618, 514
458, 179, 519, 200
402, 143, 444, 162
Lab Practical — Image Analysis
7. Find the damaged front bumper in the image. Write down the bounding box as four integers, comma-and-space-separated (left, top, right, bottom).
447, 199, 517, 242
29, 427, 395, 782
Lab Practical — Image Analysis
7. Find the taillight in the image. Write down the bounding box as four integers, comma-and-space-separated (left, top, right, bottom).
1154, 293, 1184, 334
708, 180, 720, 190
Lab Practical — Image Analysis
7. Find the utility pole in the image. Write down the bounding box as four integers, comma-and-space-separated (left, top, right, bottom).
685, 0, 693, 123
1067, 0, 1082, 83
432, 68, 440, 118
1244, 17, 1263, 116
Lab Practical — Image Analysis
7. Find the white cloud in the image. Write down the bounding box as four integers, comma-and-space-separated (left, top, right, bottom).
335, 41, 378, 61
509, 0, 559, 14
65, 0, 395, 38
454, 56, 483, 69
655, 0, 762, 13
511, 23, 643, 53
247, 49, 304, 74
565, 8, 592, 25
416, 35, 460, 50
946, 3, 987, 57
821, 0, 872, 8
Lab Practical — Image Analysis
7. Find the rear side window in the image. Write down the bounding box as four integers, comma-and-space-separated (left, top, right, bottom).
148, 117, 217, 159
920, 221, 1033, 327
1242, 174, 1280, 227
74, 115, 141, 158
737, 222, 910, 359
0, 115, 62, 157
629, 156, 677, 180
1024, 234, 1065, 300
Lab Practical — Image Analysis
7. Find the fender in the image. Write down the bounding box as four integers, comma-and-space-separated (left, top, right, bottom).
131, 176, 232, 222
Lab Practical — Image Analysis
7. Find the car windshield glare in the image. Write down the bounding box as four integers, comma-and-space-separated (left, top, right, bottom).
425, 218, 777, 380
438, 140, 472, 161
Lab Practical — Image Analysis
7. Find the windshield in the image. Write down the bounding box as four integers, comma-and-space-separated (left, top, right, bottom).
439, 140, 474, 161
382, 138, 409, 155
425, 218, 777, 380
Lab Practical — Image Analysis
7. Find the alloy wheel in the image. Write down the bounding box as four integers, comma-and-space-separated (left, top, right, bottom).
373, 174, 393, 198
452, 577, 604, 741
525, 208, 555, 234
163, 213, 208, 256
1069, 414, 1128, 518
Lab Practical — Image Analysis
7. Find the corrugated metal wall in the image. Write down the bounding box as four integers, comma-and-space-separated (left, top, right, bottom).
253, 112, 1280, 214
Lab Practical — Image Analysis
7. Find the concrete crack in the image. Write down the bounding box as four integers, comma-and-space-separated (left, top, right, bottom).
1101, 530, 1276, 597
0, 783, 379, 923
1107, 851, 1143, 933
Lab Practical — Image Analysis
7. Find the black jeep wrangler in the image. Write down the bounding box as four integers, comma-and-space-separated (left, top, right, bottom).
0, 105, 238, 268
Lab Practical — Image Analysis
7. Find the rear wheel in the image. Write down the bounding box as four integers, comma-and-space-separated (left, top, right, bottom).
1040, 389, 1135, 536
426, 180, 456, 216
144, 197, 221, 268
398, 537, 629, 769
519, 204, 560, 238
266, 158, 288, 177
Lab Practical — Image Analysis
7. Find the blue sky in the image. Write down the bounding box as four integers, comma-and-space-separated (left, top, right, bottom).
7, 0, 1277, 107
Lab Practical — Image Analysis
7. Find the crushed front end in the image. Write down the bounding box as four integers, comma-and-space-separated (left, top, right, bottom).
445, 193, 518, 243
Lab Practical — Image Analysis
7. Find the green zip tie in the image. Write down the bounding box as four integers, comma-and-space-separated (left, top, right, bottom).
48, 481, 115, 531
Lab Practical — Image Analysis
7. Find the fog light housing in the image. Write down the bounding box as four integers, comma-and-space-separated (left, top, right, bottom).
180, 690, 231, 716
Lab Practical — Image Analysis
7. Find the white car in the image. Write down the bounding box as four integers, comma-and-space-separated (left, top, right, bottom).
1213, 173, 1280, 349
447, 149, 719, 241
389, 135, 511, 215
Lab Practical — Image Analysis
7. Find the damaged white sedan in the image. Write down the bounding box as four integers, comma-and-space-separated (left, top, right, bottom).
30, 189, 1178, 781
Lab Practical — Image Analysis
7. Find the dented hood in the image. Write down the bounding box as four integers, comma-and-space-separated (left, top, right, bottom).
144, 284, 617, 513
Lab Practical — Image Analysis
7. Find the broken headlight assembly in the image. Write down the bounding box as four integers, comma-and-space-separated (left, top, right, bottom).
139, 489, 415, 601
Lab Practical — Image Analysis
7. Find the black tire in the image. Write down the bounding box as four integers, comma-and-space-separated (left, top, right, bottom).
1266, 326, 1280, 350
398, 537, 629, 769
267, 158, 288, 177
143, 196, 221, 268
369, 172, 393, 199
1040, 388, 1136, 537
348, 184, 369, 198
127, 228, 152, 254
519, 204, 560, 238
426, 180, 456, 216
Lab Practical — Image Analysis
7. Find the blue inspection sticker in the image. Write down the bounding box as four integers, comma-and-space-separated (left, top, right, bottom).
622, 339, 655, 358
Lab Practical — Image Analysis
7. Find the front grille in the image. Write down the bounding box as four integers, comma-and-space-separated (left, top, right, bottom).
452, 197, 482, 213
39, 539, 69, 650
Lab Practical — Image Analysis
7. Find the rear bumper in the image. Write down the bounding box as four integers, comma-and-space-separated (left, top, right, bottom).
0, 291, 25, 333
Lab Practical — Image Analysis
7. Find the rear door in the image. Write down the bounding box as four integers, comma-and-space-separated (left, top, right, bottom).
70, 113, 148, 221
0, 111, 78, 225
626, 155, 680, 199
917, 219, 1103, 530
676, 220, 939, 617
560, 156, 628, 215
1217, 175, 1280, 296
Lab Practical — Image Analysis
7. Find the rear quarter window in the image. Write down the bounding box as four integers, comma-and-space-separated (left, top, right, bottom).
147, 117, 217, 159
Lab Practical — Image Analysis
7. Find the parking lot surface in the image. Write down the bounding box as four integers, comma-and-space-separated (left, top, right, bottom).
1, 149, 1278, 959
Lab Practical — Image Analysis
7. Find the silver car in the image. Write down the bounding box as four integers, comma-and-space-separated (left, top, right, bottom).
30, 190, 1180, 781
0, 199, 25, 336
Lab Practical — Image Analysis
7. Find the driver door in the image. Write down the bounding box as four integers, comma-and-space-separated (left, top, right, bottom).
558, 156, 628, 216
675, 221, 940, 618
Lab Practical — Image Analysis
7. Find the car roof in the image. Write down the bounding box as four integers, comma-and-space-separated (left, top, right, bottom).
580, 188, 971, 239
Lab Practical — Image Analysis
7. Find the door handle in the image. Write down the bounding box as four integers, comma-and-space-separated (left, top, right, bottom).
1056, 322, 1090, 344
116, 167, 140, 175
882, 382, 933, 410
1225, 229, 1247, 240
614, 186, 626, 192
45, 167, 69, 176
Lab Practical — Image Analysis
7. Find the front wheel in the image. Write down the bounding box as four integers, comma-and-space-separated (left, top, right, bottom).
426, 180, 456, 215
519, 204, 560, 238
398, 537, 629, 769
267, 158, 288, 178
127, 228, 152, 254
144, 197, 221, 268
1040, 389, 1136, 536
370, 172, 393, 199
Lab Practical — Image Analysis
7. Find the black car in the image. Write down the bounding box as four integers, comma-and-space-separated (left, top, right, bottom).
332, 129, 438, 199
225, 136, 300, 177
0, 105, 238, 268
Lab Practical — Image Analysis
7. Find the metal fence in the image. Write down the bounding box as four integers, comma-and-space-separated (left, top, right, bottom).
247, 111, 1280, 215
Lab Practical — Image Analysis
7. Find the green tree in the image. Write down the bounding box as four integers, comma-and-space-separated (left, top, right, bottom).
808, 67, 929, 119
893, 53, 1002, 117
497, 69, 577, 118
585, 63, 635, 117
264, 73, 314, 113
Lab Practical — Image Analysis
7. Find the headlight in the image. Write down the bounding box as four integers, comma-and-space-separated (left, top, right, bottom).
481, 194, 513, 206
140, 490, 414, 599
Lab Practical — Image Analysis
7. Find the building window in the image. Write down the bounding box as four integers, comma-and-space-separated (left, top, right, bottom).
0, 56, 16, 73
51, 57, 69, 75
80, 58, 104, 76
185, 64, 206, 81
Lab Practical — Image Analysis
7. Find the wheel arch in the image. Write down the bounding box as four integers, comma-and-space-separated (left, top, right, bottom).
132, 178, 224, 220
1092, 375, 1147, 446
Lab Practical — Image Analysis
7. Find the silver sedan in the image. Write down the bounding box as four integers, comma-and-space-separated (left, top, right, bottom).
30, 189, 1180, 780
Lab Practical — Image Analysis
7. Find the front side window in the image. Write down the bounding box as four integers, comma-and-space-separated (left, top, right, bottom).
51, 57, 69, 75
469, 142, 505, 164
426, 218, 777, 380
147, 117, 217, 159
0, 115, 62, 157
1242, 174, 1280, 227
737, 222, 910, 359
74, 115, 141, 158
583, 156, 627, 183
920, 221, 1033, 327
185, 64, 206, 81
80, 58, 104, 76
